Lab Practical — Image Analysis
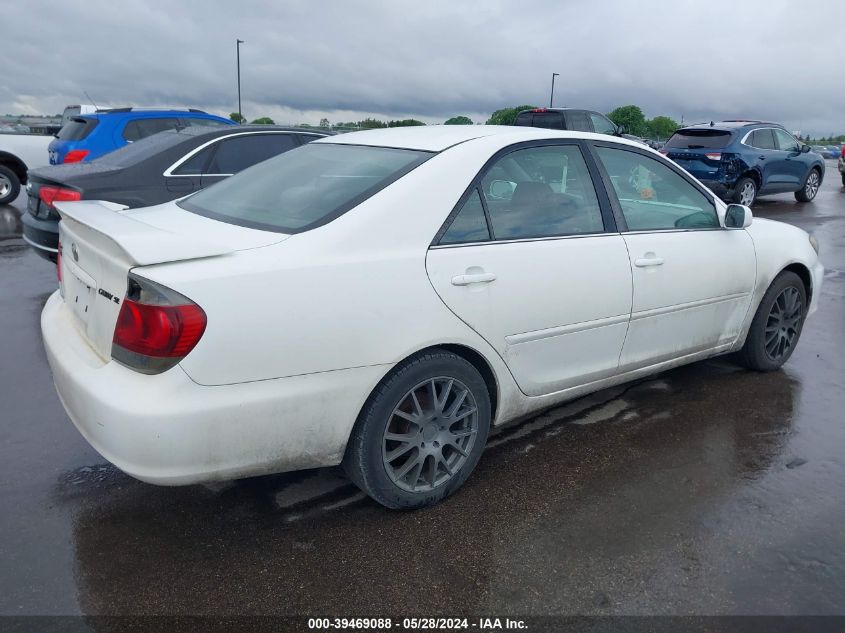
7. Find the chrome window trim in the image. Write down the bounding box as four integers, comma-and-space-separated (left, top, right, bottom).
163, 131, 319, 178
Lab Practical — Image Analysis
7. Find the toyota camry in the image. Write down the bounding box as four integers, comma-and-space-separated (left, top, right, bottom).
41, 126, 824, 509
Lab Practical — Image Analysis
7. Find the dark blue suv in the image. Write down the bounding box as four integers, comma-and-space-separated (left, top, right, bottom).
661, 121, 825, 206
48, 108, 234, 164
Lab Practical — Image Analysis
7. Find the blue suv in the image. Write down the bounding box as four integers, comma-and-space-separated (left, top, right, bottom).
48, 108, 234, 164
661, 121, 825, 206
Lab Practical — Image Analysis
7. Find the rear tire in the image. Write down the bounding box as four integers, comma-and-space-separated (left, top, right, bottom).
732, 177, 757, 206
840, 172, 844, 187
0, 165, 21, 206
736, 271, 807, 372
795, 168, 821, 202
344, 350, 491, 510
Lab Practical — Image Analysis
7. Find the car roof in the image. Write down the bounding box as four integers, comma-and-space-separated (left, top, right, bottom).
317, 125, 645, 152
80, 109, 230, 121
679, 120, 785, 132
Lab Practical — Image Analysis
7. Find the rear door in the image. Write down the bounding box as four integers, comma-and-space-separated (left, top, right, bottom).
199, 133, 301, 187
592, 143, 755, 370
745, 128, 778, 189
426, 141, 632, 396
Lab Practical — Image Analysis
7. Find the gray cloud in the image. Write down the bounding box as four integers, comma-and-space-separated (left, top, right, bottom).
1, 0, 843, 135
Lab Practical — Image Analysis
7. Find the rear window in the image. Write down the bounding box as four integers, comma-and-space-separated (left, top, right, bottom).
56, 117, 98, 141
528, 112, 564, 129
664, 129, 733, 150
179, 143, 432, 233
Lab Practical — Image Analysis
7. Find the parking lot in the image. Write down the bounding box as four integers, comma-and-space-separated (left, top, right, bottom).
0, 163, 843, 618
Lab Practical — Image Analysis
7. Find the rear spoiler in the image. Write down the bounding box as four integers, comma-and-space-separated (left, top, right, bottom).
56, 200, 232, 266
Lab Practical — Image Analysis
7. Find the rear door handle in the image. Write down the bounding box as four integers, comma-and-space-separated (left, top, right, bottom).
451, 272, 497, 286
634, 256, 664, 267
758, 155, 767, 160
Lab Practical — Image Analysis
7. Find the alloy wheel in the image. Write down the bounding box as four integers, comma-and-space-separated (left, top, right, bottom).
764, 286, 803, 361
0, 174, 11, 198
739, 181, 756, 206
805, 171, 820, 199
382, 376, 479, 493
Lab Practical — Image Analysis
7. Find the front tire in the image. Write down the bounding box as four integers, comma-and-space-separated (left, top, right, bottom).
344, 350, 491, 509
0, 165, 21, 206
736, 271, 807, 372
795, 168, 821, 202
732, 177, 757, 206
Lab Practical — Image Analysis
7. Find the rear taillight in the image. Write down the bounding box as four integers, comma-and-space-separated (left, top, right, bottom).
111, 274, 207, 374
659, 149, 668, 155
704, 152, 722, 161
39, 185, 81, 210
56, 241, 62, 283
63, 150, 90, 163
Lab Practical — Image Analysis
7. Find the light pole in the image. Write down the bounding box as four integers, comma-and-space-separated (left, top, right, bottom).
236, 39, 244, 123
549, 72, 559, 108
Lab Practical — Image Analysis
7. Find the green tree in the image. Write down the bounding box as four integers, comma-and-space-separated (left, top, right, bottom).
250, 117, 274, 125
229, 112, 245, 124
319, 118, 330, 128
358, 118, 387, 129
607, 105, 647, 137
444, 115, 473, 125
486, 105, 537, 126
646, 115, 679, 140
387, 119, 425, 127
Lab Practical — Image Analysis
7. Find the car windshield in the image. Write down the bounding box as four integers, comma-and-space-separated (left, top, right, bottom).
664, 129, 733, 150
179, 143, 433, 233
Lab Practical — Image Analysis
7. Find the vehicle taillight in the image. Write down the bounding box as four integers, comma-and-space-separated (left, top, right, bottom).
705, 153, 722, 161
659, 149, 669, 155
39, 185, 82, 210
63, 149, 90, 163
56, 241, 62, 283
111, 274, 207, 374
531, 108, 548, 113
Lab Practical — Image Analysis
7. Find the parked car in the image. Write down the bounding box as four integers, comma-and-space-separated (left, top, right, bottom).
514, 108, 625, 137
661, 121, 825, 206
42, 126, 823, 509
23, 126, 327, 261
811, 145, 837, 159
48, 108, 234, 165
0, 132, 51, 205
839, 145, 845, 186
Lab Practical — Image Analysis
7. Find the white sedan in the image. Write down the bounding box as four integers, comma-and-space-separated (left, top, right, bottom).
42, 126, 823, 509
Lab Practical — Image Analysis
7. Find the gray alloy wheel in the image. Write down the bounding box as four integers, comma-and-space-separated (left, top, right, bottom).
795, 169, 821, 202
0, 165, 20, 206
344, 349, 491, 509
733, 177, 757, 207
736, 271, 807, 372
383, 376, 479, 493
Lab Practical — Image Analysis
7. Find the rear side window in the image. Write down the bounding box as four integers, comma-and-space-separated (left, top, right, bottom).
440, 190, 490, 244
664, 129, 733, 149
179, 143, 432, 233
173, 146, 214, 175
748, 129, 776, 150
207, 134, 299, 174
122, 118, 180, 142
56, 117, 98, 141
564, 110, 593, 132
184, 117, 229, 128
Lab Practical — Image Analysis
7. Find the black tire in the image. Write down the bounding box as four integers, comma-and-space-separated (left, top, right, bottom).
732, 176, 757, 206
795, 168, 821, 202
840, 172, 844, 188
0, 165, 21, 206
736, 271, 807, 372
344, 349, 491, 510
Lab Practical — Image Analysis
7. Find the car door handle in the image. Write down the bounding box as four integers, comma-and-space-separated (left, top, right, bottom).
758, 155, 766, 160
634, 256, 664, 267
451, 272, 497, 286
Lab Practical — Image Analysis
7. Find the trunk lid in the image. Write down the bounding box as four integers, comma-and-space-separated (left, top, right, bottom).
56, 199, 287, 359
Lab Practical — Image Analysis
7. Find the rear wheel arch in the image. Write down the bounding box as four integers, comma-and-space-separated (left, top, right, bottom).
743, 168, 762, 190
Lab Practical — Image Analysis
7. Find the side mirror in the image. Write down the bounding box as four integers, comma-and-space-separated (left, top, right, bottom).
616, 124, 625, 136
800, 144, 811, 153
725, 204, 753, 229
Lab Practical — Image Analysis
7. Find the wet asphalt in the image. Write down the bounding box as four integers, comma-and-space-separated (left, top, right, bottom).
0, 164, 843, 618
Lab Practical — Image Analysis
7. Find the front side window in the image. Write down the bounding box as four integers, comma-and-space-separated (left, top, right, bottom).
596, 146, 718, 231
440, 189, 490, 244
749, 129, 776, 150
773, 129, 800, 152
590, 113, 616, 135
179, 143, 432, 233
564, 110, 593, 133
477, 144, 604, 239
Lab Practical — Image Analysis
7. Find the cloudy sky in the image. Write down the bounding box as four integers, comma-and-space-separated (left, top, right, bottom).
2, 0, 843, 135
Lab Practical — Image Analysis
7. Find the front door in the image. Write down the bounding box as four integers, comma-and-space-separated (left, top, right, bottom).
592, 144, 756, 371
426, 142, 633, 397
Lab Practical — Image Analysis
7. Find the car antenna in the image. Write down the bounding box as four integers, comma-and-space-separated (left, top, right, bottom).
84, 90, 99, 111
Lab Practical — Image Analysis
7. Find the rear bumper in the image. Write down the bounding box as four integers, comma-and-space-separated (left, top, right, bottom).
41, 291, 386, 485
21, 210, 59, 262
